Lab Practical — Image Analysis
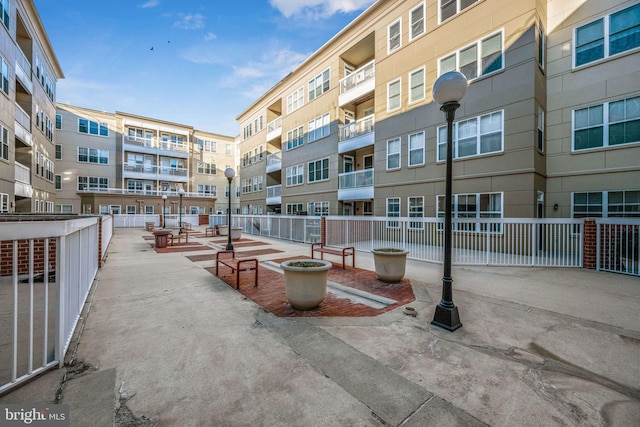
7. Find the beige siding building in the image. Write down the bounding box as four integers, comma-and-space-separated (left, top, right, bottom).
237, 0, 639, 221
0, 0, 63, 213
54, 104, 237, 217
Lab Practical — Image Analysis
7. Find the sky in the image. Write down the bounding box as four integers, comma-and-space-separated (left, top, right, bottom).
33, 0, 377, 137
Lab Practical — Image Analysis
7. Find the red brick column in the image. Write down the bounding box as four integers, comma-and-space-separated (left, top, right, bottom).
321, 216, 326, 246
98, 217, 104, 268
583, 219, 596, 269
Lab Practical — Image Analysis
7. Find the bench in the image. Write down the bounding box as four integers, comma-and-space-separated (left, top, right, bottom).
205, 225, 218, 237
169, 230, 191, 245
311, 243, 355, 269
215, 250, 258, 289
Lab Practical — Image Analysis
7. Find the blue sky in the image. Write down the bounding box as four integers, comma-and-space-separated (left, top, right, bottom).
33, 0, 376, 136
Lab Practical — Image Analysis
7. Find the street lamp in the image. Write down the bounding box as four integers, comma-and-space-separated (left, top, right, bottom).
431, 71, 467, 332
178, 187, 185, 233
162, 195, 167, 228
224, 167, 236, 251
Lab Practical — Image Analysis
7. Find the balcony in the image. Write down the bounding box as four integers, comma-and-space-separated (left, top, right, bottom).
123, 164, 189, 183
123, 135, 189, 158
77, 188, 214, 198
338, 116, 374, 153
266, 184, 282, 205
339, 60, 375, 107
14, 103, 32, 146
14, 162, 33, 198
266, 117, 282, 142
266, 151, 282, 173
15, 47, 32, 94
338, 169, 374, 201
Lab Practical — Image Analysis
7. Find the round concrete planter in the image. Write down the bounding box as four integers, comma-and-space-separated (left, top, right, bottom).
281, 259, 332, 310
372, 248, 409, 282
217, 225, 229, 236
230, 227, 243, 241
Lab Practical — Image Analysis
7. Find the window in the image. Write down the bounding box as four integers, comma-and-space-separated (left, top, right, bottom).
440, 0, 478, 23
252, 176, 263, 192
409, 67, 425, 103
410, 3, 425, 40
1, 0, 9, 29
55, 114, 63, 130
573, 190, 640, 218
287, 87, 304, 114
387, 138, 401, 170
126, 205, 136, 215
438, 110, 503, 161
1, 57, 8, 94
286, 126, 304, 150
388, 19, 401, 53
308, 113, 330, 142
308, 201, 329, 216
308, 158, 329, 182
55, 205, 73, 213
78, 147, 109, 164
1, 193, 8, 212
439, 31, 503, 80
437, 192, 503, 232
78, 119, 109, 136
1, 125, 7, 160
55, 174, 61, 190
145, 206, 154, 215
573, 192, 603, 217
242, 178, 252, 194
409, 197, 424, 229
537, 24, 545, 69
197, 185, 217, 197
308, 68, 330, 101
537, 107, 545, 151
286, 203, 304, 215
575, 4, 640, 67
55, 144, 62, 159
609, 190, 640, 217
408, 132, 425, 166
78, 176, 109, 192
286, 164, 304, 187
197, 162, 217, 174
226, 144, 232, 155
386, 198, 400, 228
197, 139, 217, 152
573, 96, 640, 150
387, 78, 401, 111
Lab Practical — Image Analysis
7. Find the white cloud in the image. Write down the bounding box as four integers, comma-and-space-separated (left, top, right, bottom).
173, 13, 205, 30
140, 0, 159, 8
204, 32, 217, 41
269, 0, 375, 18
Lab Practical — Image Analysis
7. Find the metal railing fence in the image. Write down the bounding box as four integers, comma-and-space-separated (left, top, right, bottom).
596, 218, 640, 276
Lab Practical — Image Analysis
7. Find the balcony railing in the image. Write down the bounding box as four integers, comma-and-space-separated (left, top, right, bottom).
14, 103, 32, 146
339, 169, 373, 189
266, 117, 282, 142
77, 188, 214, 198
15, 46, 32, 93
266, 184, 282, 205
15, 162, 30, 184
123, 164, 188, 179
339, 60, 375, 106
266, 151, 282, 173
123, 135, 189, 154
339, 116, 374, 142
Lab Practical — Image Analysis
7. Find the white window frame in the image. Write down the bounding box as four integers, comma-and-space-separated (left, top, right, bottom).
1, 57, 8, 95
286, 86, 304, 114
408, 196, 424, 229
410, 3, 426, 41
0, 193, 8, 212
439, 0, 479, 24
537, 106, 545, 152
437, 192, 504, 233
286, 164, 304, 187
387, 138, 401, 170
537, 23, 545, 70
308, 113, 330, 142
387, 78, 401, 112
308, 158, 329, 183
77, 147, 109, 165
408, 67, 425, 104
437, 110, 504, 161
438, 29, 504, 81
308, 68, 330, 101
408, 131, 425, 167
388, 18, 402, 54
78, 118, 109, 137
386, 197, 401, 228
286, 203, 304, 215
0, 125, 7, 161
286, 126, 304, 150
572, 96, 640, 151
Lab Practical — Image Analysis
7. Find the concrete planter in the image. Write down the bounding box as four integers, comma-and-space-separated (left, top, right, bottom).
372, 248, 409, 282
218, 225, 229, 236
281, 259, 332, 310
231, 227, 243, 241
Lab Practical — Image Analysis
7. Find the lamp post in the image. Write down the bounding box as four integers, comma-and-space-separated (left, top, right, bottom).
178, 187, 185, 233
224, 167, 236, 251
431, 71, 467, 332
162, 195, 167, 228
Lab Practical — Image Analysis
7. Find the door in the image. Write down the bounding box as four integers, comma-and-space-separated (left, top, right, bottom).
343, 202, 353, 216
343, 156, 354, 173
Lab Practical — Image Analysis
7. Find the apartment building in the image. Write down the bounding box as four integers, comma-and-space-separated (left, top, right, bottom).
236, 0, 639, 222
55, 103, 238, 216
0, 0, 63, 213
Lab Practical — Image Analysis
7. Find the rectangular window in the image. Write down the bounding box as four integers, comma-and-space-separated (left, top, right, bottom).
573, 96, 640, 150
439, 30, 503, 80
386, 198, 400, 228
0, 193, 8, 212
438, 110, 503, 161
78, 119, 109, 136
387, 138, 401, 170
78, 176, 109, 192
286, 164, 304, 187
575, 4, 640, 67
1, 57, 8, 94
537, 24, 545, 69
308, 68, 330, 101
55, 144, 62, 159
1, 0, 9, 29
573, 192, 603, 217
410, 3, 425, 40
287, 86, 304, 114
408, 132, 425, 166
387, 78, 401, 111
126, 205, 136, 215
197, 185, 217, 196
197, 162, 217, 174
438, 192, 503, 232
55, 205, 73, 213
409, 196, 424, 229
55, 174, 61, 190
197, 139, 217, 152
56, 114, 63, 129
308, 201, 329, 216
409, 67, 425, 103
1, 125, 7, 160
242, 178, 252, 194
78, 147, 109, 164
308, 158, 329, 183
286, 126, 304, 150
286, 203, 304, 215
388, 19, 401, 53
145, 206, 154, 215
573, 190, 640, 218
537, 107, 545, 151
440, 0, 478, 23
308, 113, 330, 142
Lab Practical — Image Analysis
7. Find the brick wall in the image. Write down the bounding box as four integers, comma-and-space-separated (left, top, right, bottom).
583, 220, 596, 269
0, 239, 57, 277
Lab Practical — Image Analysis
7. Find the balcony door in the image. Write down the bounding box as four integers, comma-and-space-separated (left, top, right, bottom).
344, 156, 354, 173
